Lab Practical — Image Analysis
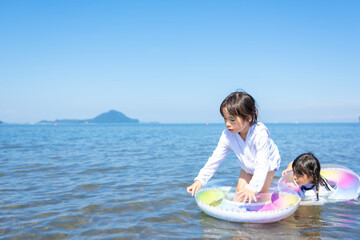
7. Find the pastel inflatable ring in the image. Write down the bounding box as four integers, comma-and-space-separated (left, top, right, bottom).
195, 186, 300, 223
279, 164, 360, 201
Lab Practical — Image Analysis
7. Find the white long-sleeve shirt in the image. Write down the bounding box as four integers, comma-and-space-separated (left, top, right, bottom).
194, 122, 281, 193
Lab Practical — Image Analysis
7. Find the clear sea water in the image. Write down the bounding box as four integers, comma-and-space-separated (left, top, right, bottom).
1, 123, 360, 239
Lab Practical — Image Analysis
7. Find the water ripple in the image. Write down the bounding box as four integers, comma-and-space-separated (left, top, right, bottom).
0, 124, 360, 239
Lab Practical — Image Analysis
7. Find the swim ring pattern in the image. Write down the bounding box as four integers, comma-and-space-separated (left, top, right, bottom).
195, 187, 300, 223
279, 164, 360, 200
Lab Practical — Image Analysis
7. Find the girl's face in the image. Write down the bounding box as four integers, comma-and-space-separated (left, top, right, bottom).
293, 172, 313, 185
222, 108, 250, 136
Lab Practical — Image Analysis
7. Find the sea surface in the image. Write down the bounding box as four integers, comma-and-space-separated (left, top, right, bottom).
1, 123, 360, 239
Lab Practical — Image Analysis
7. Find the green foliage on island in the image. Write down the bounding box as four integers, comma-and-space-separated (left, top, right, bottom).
38, 110, 139, 124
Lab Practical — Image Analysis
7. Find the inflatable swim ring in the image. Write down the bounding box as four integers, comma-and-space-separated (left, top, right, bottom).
279, 164, 360, 201
195, 186, 300, 223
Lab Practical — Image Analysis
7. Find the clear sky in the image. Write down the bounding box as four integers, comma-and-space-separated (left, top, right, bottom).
1, 0, 359, 124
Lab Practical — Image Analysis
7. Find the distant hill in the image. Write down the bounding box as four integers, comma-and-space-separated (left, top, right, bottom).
0, 120, 3, 124
38, 110, 139, 124
88, 110, 139, 123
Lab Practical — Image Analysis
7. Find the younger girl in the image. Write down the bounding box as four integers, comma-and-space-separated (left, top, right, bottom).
187, 91, 281, 203
282, 153, 333, 200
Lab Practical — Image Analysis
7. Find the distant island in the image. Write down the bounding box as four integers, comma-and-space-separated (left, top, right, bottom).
38, 110, 139, 124
0, 120, 3, 124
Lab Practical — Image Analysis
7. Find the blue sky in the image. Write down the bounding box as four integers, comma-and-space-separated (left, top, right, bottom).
1, 0, 359, 124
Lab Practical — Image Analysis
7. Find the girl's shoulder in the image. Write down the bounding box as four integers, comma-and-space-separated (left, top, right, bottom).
249, 122, 270, 139
253, 122, 269, 131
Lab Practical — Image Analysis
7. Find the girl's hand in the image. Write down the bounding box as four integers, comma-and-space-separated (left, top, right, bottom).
282, 168, 292, 176
187, 180, 202, 196
235, 188, 257, 204
282, 161, 293, 176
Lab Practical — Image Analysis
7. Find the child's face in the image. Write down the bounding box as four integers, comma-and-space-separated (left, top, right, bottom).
222, 108, 250, 135
293, 172, 313, 185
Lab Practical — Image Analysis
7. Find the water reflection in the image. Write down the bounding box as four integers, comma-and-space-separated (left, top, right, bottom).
197, 204, 326, 239
292, 205, 325, 239
198, 200, 360, 240
198, 213, 298, 239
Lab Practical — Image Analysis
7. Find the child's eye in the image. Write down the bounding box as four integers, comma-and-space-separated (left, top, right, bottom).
295, 174, 303, 178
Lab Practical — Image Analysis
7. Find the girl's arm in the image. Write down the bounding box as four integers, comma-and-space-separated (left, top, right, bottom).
234, 170, 257, 204
189, 131, 230, 193
282, 161, 293, 176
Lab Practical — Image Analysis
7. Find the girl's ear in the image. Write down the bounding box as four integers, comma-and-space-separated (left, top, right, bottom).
247, 115, 252, 123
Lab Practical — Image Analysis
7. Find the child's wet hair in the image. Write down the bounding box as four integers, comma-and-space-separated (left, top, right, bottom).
292, 153, 321, 181
292, 152, 326, 200
220, 91, 258, 125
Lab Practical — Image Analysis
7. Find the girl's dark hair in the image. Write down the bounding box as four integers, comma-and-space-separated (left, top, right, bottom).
292, 152, 329, 200
220, 91, 258, 125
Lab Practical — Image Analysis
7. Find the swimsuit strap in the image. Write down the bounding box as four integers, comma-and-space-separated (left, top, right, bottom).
301, 184, 319, 201
300, 184, 315, 191
301, 177, 331, 201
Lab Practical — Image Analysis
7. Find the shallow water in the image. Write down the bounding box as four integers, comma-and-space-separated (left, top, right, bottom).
0, 123, 359, 239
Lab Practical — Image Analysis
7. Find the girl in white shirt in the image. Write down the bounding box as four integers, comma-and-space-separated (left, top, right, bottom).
187, 91, 281, 203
